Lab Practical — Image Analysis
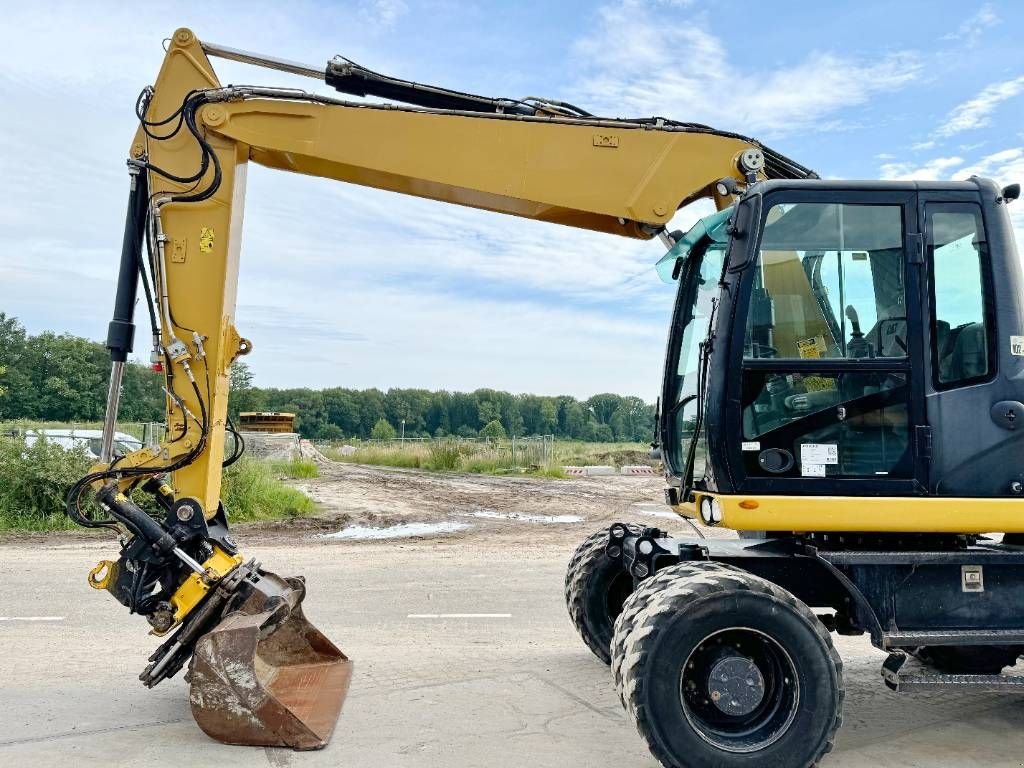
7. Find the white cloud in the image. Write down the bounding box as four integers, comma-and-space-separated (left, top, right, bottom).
941, 4, 998, 46
936, 76, 1024, 138
571, 0, 920, 138
878, 156, 964, 181
880, 147, 1024, 248
360, 0, 408, 29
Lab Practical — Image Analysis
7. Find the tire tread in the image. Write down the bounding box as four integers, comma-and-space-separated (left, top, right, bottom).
612, 563, 844, 767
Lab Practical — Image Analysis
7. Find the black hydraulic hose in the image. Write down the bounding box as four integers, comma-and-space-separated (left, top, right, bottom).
223, 415, 245, 468
95, 484, 177, 554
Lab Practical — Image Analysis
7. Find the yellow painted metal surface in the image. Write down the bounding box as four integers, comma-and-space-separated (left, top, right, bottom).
168, 546, 244, 630
104, 27, 767, 522
681, 493, 1024, 534
210, 97, 758, 237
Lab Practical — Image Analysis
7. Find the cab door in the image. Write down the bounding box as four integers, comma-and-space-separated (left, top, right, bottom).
723, 189, 929, 496
920, 195, 1004, 496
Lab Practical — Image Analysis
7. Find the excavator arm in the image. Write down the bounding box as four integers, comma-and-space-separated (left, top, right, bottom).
69, 27, 812, 750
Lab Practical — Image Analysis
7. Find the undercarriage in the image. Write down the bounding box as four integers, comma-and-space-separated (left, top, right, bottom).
567, 523, 1024, 767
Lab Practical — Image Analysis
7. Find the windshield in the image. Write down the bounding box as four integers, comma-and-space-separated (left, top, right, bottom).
663, 243, 726, 479
655, 207, 732, 284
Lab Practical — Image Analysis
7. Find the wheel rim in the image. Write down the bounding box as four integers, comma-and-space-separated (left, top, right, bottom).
679, 627, 799, 753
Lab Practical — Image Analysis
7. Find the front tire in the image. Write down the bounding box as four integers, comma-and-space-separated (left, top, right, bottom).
564, 525, 641, 664
613, 563, 843, 767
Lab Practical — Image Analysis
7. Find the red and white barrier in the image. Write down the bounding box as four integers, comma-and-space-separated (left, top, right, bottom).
620, 465, 657, 476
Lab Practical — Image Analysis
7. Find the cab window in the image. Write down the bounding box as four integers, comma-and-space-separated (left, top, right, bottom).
928, 205, 992, 386
744, 203, 906, 361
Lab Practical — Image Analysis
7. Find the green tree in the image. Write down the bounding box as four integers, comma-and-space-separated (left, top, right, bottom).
228, 361, 265, 418
539, 400, 558, 434
370, 418, 396, 440
0, 314, 28, 418
587, 393, 623, 426
479, 419, 506, 440
477, 399, 501, 426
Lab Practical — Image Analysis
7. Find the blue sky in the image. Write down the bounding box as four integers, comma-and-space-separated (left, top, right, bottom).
1, 0, 1022, 399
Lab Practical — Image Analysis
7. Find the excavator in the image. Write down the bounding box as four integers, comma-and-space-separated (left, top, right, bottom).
74, 27, 1023, 767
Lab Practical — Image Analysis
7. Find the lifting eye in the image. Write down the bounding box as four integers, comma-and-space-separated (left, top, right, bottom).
88, 560, 117, 590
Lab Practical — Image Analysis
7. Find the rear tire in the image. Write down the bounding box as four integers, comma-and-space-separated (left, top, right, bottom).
564, 525, 641, 664
612, 563, 843, 768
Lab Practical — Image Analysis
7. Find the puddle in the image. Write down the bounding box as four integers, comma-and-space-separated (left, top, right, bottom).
320, 521, 472, 540
629, 502, 679, 520
466, 510, 584, 524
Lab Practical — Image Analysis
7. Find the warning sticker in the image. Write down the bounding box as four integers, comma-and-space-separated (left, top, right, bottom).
801, 443, 838, 465
1012, 336, 1024, 356
199, 227, 215, 254
742, 441, 761, 451
801, 463, 826, 477
797, 336, 827, 359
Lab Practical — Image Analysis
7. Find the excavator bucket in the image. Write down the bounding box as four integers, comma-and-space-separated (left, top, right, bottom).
186, 570, 352, 750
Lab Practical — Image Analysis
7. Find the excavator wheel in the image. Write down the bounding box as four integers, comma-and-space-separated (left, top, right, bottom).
612, 562, 843, 768
564, 524, 642, 664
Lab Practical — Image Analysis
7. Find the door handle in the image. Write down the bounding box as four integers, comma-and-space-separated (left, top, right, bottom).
991, 401, 1024, 430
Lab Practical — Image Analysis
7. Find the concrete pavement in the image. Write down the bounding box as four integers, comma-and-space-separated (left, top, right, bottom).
3, 538, 1024, 767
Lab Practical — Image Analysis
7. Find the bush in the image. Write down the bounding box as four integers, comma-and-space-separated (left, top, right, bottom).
0, 435, 87, 530
370, 418, 396, 440
425, 440, 463, 471
479, 419, 506, 440
221, 458, 316, 522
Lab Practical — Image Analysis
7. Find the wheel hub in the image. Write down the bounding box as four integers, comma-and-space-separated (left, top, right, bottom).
707, 656, 765, 716
679, 627, 800, 753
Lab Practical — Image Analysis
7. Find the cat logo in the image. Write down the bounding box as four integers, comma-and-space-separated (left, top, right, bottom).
199, 227, 215, 254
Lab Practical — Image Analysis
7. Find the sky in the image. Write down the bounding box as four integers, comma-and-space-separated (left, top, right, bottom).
1, 0, 1023, 400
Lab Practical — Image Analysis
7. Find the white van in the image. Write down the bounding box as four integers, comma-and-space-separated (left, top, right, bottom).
23, 429, 143, 460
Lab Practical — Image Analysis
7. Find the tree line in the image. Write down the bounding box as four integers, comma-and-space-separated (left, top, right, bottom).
0, 313, 655, 442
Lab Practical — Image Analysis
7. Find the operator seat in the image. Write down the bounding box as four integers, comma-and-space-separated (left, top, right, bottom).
942, 323, 988, 381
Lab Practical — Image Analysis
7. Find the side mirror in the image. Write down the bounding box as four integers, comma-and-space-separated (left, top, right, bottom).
1001, 183, 1020, 203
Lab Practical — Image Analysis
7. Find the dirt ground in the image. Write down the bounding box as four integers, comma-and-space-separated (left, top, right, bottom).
257, 461, 715, 545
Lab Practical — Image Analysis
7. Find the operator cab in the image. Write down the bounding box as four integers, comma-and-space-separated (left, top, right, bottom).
658, 177, 1024, 511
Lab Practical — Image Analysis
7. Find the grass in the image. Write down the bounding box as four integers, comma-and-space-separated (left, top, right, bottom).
267, 458, 321, 479
320, 438, 650, 477
221, 458, 317, 522
322, 444, 424, 469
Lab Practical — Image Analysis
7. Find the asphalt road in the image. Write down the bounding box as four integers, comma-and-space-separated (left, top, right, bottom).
4, 536, 1024, 767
